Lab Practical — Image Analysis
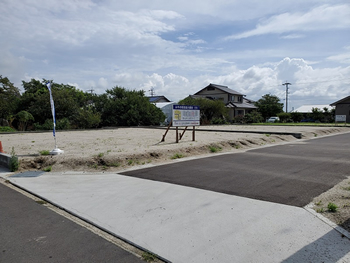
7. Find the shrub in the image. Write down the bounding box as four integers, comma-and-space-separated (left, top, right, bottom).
327, 202, 338, 212
9, 147, 19, 172
0, 126, 16, 132
277, 112, 291, 123
40, 150, 50, 155
209, 145, 222, 153
244, 111, 263, 123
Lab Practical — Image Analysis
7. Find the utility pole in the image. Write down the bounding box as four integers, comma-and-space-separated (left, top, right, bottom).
87, 88, 94, 94
282, 82, 291, 112
149, 87, 155, 97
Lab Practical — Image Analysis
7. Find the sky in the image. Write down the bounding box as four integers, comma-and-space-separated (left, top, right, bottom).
1, 0, 350, 111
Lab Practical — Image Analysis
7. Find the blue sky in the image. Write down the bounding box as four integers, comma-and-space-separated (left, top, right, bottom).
1, 0, 350, 110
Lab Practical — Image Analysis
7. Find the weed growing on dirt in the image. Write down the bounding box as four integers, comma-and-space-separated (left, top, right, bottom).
265, 134, 271, 137
108, 162, 120, 167
35, 200, 47, 205
127, 159, 134, 165
327, 202, 338, 212
142, 251, 157, 262
9, 147, 19, 172
171, 153, 184, 159
316, 208, 324, 213
315, 200, 323, 206
98, 152, 104, 158
43, 166, 52, 172
209, 145, 222, 153
40, 150, 50, 155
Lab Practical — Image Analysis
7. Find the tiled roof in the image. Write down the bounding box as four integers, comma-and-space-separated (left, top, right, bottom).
147, 96, 171, 103
226, 102, 257, 109
195, 83, 245, 96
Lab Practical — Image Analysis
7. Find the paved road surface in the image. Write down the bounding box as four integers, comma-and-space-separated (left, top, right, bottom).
0, 183, 143, 263
122, 132, 350, 207
3, 132, 350, 262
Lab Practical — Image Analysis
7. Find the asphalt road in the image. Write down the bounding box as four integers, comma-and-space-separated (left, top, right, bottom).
0, 183, 143, 263
122, 132, 350, 207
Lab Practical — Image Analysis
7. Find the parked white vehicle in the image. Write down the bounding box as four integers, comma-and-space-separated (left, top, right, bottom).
267, 116, 280, 123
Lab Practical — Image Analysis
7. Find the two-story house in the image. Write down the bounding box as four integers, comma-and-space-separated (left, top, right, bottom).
194, 83, 257, 120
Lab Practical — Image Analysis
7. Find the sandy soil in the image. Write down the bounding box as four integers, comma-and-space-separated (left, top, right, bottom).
1, 125, 349, 232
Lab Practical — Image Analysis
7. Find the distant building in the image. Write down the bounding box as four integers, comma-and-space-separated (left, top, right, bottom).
330, 96, 350, 123
292, 105, 334, 113
193, 83, 257, 120
155, 102, 177, 125
147, 96, 171, 103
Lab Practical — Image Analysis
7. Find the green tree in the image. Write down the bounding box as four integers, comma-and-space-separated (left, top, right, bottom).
255, 94, 284, 120
101, 86, 165, 126
243, 111, 263, 123
16, 110, 34, 131
277, 112, 291, 123
178, 97, 228, 124
290, 112, 303, 122
73, 108, 101, 129
311, 107, 323, 122
19, 79, 94, 129
0, 76, 21, 123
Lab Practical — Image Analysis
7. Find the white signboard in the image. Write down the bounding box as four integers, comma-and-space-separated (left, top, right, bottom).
172, 105, 200, 126
335, 115, 346, 122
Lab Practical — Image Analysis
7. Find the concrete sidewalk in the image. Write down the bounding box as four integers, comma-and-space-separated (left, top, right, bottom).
4, 171, 350, 263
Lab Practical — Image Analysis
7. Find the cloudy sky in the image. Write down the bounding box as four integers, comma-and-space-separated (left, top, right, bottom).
1, 0, 350, 110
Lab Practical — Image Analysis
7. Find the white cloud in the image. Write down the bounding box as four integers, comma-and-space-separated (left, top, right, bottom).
280, 34, 304, 39
327, 52, 350, 64
1, 0, 349, 110
227, 4, 350, 39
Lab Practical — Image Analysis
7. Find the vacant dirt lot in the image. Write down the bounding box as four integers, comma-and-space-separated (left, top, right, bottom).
0, 125, 346, 172
1, 125, 350, 232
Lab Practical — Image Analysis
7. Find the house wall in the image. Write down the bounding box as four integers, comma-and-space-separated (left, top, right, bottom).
334, 98, 350, 123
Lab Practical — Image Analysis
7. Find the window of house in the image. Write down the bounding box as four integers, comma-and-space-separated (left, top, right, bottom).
238, 96, 243, 102
207, 86, 215, 91
230, 95, 235, 101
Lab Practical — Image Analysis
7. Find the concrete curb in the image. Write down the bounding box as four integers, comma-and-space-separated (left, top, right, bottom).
304, 203, 350, 240
0, 152, 12, 169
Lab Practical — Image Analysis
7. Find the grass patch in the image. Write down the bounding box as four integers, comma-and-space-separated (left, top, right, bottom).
127, 159, 134, 165
98, 152, 104, 158
209, 145, 222, 153
0, 126, 16, 132
43, 166, 52, 172
265, 134, 271, 137
171, 153, 184, 159
108, 162, 120, 167
40, 150, 50, 155
316, 208, 324, 213
315, 200, 323, 206
35, 200, 47, 205
327, 202, 338, 212
142, 252, 157, 262
9, 147, 19, 172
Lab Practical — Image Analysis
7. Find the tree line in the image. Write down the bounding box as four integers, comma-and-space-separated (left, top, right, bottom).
0, 76, 165, 131
0, 75, 335, 131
